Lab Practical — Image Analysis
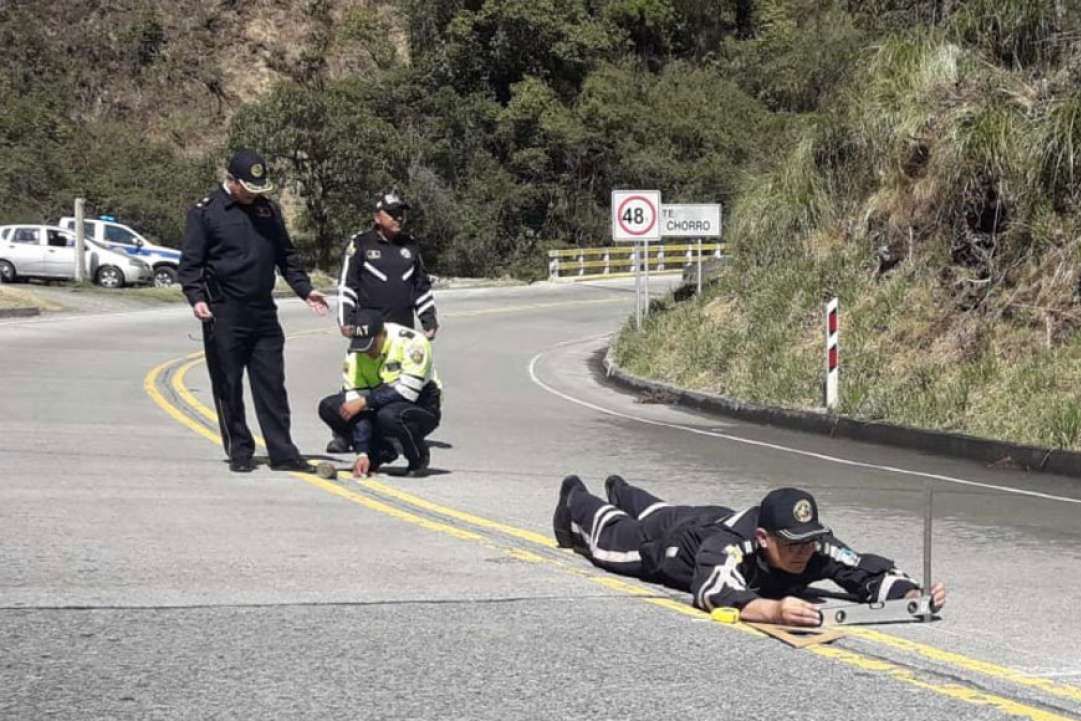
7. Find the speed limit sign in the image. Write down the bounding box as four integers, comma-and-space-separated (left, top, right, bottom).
611, 189, 661, 242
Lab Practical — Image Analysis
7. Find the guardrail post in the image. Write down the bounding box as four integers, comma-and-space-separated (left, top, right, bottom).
577, 252, 584, 276
603, 251, 610, 275
549, 254, 559, 280
657, 245, 665, 272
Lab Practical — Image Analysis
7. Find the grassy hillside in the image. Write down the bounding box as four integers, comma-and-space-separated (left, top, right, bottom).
615, 1, 1081, 450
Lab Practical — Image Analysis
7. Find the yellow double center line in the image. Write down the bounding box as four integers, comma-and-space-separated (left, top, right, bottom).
144, 307, 1081, 721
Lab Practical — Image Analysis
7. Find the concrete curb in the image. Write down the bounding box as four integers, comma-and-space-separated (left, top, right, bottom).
600, 346, 1081, 479
0, 307, 41, 319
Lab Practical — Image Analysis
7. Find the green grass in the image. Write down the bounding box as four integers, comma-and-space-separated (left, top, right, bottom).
0, 286, 62, 311
616, 27, 1081, 452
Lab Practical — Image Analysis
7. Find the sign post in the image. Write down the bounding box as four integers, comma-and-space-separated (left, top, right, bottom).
74, 198, 86, 283
612, 190, 661, 329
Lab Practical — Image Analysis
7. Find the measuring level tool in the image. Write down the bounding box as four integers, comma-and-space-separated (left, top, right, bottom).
818, 595, 935, 627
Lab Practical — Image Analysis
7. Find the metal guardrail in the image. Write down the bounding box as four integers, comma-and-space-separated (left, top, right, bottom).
547, 243, 724, 280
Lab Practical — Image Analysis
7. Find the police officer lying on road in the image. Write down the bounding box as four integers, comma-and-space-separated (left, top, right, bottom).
317, 309, 442, 479
329, 192, 438, 454
553, 475, 947, 626
178, 148, 329, 473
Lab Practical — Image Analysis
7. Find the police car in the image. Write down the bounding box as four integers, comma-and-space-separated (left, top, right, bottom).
0, 225, 153, 287
58, 215, 181, 287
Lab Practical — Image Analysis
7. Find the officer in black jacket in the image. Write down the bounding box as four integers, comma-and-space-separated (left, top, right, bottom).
336, 192, 437, 337
553, 475, 947, 626
329, 191, 438, 453
178, 149, 329, 473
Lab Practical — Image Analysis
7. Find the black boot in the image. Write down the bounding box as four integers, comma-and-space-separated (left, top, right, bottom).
326, 434, 351, 454
605, 474, 627, 504
553, 475, 585, 548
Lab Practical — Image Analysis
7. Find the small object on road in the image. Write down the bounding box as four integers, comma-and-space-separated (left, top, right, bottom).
744, 622, 844, 649
710, 607, 740, 624
316, 461, 338, 480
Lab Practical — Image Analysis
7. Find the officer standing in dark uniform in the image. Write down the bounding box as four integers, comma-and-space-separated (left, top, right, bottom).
329, 191, 437, 453
179, 148, 329, 473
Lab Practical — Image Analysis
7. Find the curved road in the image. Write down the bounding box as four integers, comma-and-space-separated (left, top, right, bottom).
2, 279, 1081, 720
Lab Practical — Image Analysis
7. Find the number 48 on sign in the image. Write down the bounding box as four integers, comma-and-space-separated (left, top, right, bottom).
611, 190, 661, 243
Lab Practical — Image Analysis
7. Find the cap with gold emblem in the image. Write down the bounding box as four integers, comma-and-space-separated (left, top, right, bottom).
758, 487, 830, 541
227, 148, 275, 194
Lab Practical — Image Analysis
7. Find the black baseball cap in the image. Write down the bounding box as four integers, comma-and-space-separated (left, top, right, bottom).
227, 148, 274, 194
348, 309, 385, 353
758, 488, 830, 541
375, 192, 411, 218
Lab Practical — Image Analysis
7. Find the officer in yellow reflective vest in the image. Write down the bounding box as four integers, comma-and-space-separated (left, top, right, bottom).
317, 309, 442, 478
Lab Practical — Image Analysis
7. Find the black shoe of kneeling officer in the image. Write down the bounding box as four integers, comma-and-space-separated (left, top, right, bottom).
554, 475, 585, 548
326, 435, 351, 454
230, 457, 255, 473
605, 474, 627, 504
270, 457, 310, 472
403, 443, 430, 478
370, 445, 400, 475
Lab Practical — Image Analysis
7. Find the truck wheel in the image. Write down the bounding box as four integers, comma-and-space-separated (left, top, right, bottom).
95, 265, 124, 289
0, 260, 15, 283
153, 265, 178, 287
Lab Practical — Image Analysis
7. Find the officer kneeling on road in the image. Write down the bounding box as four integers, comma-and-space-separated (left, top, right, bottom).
553, 476, 947, 626
317, 309, 442, 479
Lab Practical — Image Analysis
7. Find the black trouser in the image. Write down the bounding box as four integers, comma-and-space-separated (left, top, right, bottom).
317, 387, 441, 467
202, 301, 300, 465
568, 480, 731, 582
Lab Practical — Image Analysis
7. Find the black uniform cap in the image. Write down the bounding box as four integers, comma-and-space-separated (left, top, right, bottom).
228, 148, 274, 194
758, 488, 830, 541
349, 309, 385, 353
375, 192, 411, 218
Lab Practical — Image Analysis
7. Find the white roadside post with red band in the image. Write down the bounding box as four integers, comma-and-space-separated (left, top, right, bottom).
825, 297, 839, 411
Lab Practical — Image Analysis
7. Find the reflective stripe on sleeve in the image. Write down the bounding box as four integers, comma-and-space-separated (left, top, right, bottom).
397, 374, 426, 391
417, 300, 435, 315
392, 382, 420, 402
696, 552, 747, 611
414, 291, 433, 307
402, 267, 415, 281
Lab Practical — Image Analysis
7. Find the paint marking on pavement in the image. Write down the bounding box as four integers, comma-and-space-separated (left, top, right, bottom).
812, 647, 1078, 721
527, 343, 1081, 506
361, 478, 557, 549
147, 345, 1081, 719
845, 627, 1081, 705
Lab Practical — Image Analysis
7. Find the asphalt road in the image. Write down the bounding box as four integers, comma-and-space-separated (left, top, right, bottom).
2, 278, 1081, 721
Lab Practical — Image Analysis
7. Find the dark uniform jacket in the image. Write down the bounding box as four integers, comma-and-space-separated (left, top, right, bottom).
178, 186, 313, 307
337, 229, 436, 331
639, 506, 919, 612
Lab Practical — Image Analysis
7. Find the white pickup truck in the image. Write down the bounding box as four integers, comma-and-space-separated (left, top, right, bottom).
58, 216, 182, 287
0, 225, 153, 287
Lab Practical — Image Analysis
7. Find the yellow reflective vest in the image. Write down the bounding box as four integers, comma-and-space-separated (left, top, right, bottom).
342, 323, 439, 403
